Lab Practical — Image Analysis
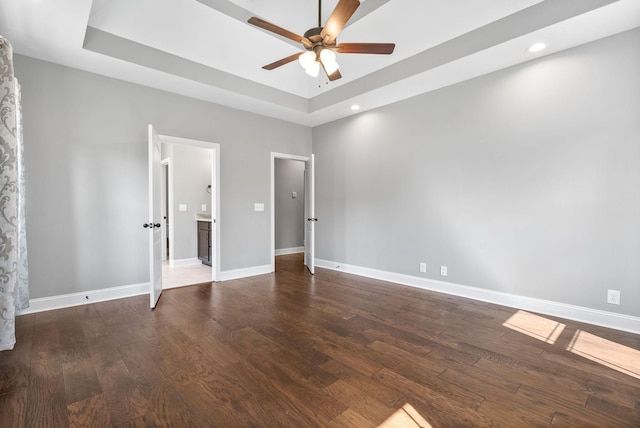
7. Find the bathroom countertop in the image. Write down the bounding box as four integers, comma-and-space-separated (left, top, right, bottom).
195, 214, 212, 222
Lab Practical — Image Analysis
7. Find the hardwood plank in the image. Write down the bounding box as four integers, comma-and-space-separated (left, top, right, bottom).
373, 368, 499, 427
94, 360, 147, 425
327, 408, 377, 428
62, 357, 102, 404
142, 378, 207, 427
224, 361, 321, 427
58, 325, 91, 363
256, 324, 331, 366
0, 387, 27, 427
324, 379, 396, 426
321, 358, 405, 408
585, 395, 640, 427
177, 378, 245, 426
437, 365, 520, 398
246, 351, 348, 425
26, 351, 69, 427
118, 341, 167, 397
0, 352, 30, 394
366, 340, 448, 380
67, 393, 111, 428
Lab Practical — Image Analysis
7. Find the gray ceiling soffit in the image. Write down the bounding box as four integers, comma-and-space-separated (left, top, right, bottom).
309, 0, 620, 112
82, 26, 308, 112
194, 0, 391, 49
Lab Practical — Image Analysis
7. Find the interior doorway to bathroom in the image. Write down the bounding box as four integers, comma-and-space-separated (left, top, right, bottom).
159, 137, 219, 289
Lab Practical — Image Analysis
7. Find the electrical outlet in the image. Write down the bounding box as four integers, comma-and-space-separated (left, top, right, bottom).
440, 266, 448, 277
419, 262, 427, 273
607, 289, 620, 305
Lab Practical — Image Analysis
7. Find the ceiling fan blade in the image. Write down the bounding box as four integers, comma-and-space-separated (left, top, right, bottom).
328, 69, 342, 81
319, 59, 342, 81
335, 42, 395, 54
248, 17, 311, 46
320, 0, 360, 43
262, 52, 304, 70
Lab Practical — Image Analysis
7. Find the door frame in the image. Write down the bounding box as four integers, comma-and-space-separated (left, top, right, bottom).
158, 134, 221, 282
270, 152, 312, 272
160, 159, 170, 261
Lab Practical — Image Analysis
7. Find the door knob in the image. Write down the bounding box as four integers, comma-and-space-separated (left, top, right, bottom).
143, 223, 151, 228
154, 223, 161, 228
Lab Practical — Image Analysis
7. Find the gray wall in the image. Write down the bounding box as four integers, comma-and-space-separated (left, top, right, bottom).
313, 29, 640, 317
16, 55, 311, 298
275, 159, 305, 250
163, 144, 212, 261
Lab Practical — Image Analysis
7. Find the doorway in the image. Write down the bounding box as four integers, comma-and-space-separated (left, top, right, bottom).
274, 158, 305, 257
270, 152, 315, 274
155, 134, 220, 290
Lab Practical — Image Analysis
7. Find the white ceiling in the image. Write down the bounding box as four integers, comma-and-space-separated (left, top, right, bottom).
1, 0, 639, 126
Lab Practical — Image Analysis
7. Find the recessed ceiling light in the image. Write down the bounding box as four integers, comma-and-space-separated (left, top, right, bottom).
350, 104, 360, 111
528, 42, 547, 53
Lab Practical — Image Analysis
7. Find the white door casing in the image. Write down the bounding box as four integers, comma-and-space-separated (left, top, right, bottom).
148, 124, 163, 308
160, 160, 169, 261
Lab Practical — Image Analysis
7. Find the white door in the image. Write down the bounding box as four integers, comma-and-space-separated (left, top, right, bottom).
304, 154, 315, 274
148, 124, 163, 308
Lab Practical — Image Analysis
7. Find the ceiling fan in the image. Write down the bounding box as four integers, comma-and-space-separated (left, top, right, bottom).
247, 0, 395, 81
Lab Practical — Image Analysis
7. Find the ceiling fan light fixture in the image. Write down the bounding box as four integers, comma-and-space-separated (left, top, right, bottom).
299, 51, 317, 69
320, 48, 339, 75
320, 48, 336, 63
305, 60, 320, 77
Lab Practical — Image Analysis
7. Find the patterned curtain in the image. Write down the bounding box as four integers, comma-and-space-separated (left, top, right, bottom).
0, 36, 29, 351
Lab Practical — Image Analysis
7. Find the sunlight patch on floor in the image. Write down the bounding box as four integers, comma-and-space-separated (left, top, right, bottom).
502, 310, 565, 344
378, 403, 433, 428
567, 329, 640, 380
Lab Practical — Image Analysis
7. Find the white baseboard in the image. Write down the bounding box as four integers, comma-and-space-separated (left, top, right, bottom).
315, 259, 640, 335
19, 282, 149, 315
219, 264, 272, 281
169, 258, 201, 267
17, 263, 274, 315
275, 246, 304, 256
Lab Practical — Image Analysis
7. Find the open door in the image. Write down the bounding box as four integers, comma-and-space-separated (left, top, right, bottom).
304, 154, 316, 274
148, 124, 163, 308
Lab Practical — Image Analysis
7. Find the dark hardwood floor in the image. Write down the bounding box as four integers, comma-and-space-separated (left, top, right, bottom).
1, 253, 639, 427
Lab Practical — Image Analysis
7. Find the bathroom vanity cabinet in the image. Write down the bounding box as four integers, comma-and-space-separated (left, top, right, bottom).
197, 221, 212, 266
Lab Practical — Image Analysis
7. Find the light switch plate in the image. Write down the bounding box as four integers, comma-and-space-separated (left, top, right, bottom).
254, 203, 265, 212
178, 204, 187, 212
292, 192, 297, 199
201, 204, 207, 211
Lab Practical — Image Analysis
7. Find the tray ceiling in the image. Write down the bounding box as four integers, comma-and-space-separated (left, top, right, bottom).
1, 0, 639, 126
